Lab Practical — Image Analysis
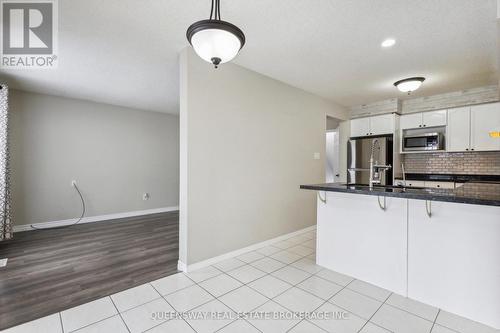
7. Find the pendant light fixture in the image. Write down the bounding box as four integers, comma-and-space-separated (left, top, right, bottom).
394, 77, 426, 94
186, 0, 245, 68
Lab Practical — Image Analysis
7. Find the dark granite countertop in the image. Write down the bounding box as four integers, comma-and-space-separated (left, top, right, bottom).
300, 182, 500, 207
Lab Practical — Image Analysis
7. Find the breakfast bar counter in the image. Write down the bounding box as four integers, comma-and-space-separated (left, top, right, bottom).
300, 183, 500, 329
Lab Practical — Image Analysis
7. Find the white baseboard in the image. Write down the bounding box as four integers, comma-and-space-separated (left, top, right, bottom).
13, 206, 179, 232
178, 225, 316, 273
177, 260, 187, 272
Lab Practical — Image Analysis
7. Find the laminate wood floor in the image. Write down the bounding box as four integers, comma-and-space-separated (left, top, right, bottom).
0, 211, 179, 330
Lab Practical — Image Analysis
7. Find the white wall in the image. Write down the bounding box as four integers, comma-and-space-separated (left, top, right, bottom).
10, 90, 179, 226
179, 49, 347, 265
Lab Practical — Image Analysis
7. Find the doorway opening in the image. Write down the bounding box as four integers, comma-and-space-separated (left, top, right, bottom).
326, 116, 341, 183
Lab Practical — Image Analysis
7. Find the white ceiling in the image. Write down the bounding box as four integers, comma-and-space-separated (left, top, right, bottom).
0, 0, 497, 114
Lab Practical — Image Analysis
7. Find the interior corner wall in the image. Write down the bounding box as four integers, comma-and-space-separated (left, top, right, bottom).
10, 90, 179, 226
179, 48, 347, 265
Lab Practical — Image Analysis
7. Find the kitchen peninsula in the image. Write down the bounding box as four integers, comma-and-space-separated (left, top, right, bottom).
300, 182, 500, 329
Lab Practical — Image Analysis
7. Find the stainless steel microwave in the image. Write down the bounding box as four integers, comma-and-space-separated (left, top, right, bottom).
403, 132, 443, 151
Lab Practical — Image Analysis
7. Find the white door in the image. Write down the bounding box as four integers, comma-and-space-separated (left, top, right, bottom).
350, 118, 370, 137
423, 110, 447, 128
447, 107, 470, 152
400, 113, 422, 129
325, 130, 340, 182
370, 114, 395, 135
470, 103, 500, 151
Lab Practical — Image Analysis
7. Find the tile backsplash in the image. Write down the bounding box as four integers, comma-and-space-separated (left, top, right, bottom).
402, 151, 500, 175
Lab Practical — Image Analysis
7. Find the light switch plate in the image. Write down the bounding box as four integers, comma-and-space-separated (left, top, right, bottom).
0, 258, 7, 267
313, 152, 321, 160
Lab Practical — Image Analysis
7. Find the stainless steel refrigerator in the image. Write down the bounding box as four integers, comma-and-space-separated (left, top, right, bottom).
347, 136, 393, 185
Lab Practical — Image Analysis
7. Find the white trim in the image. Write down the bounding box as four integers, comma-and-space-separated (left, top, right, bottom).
177, 260, 187, 272
179, 225, 317, 273
13, 206, 179, 232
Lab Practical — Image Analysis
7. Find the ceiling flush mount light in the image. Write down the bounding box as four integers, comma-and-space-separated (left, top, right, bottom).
381, 38, 396, 48
186, 0, 245, 69
394, 77, 426, 94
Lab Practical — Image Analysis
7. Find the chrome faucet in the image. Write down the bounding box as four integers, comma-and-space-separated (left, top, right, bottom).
369, 139, 392, 189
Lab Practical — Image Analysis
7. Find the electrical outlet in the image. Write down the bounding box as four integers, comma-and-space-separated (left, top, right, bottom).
313, 152, 321, 160
142, 193, 150, 201
0, 258, 7, 268
71, 180, 77, 187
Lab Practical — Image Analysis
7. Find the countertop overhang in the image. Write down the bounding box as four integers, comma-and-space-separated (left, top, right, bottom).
300, 182, 500, 207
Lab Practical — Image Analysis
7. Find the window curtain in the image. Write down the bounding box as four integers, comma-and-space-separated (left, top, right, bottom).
0, 83, 12, 241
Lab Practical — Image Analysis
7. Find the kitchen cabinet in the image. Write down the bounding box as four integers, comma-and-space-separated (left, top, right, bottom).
400, 110, 447, 130
423, 110, 447, 127
400, 113, 422, 130
447, 106, 470, 152
423, 181, 455, 189
471, 103, 500, 151
370, 114, 396, 135
447, 103, 500, 152
350, 114, 395, 137
317, 192, 408, 295
350, 117, 371, 137
405, 180, 426, 188
407, 200, 500, 329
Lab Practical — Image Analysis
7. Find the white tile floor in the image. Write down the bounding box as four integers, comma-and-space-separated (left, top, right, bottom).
4, 229, 499, 333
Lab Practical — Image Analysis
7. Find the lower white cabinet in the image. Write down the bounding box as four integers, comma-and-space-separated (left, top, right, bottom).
423, 181, 455, 189
407, 200, 500, 329
317, 192, 408, 295
316, 193, 500, 329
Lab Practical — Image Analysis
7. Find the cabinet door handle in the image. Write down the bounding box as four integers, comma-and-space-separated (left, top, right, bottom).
425, 200, 432, 218
378, 196, 387, 211
318, 191, 327, 204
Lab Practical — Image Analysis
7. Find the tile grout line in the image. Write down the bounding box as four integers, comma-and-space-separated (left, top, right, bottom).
181, 267, 264, 333
355, 292, 394, 333
429, 309, 441, 333
148, 282, 200, 333
109, 296, 132, 333
58, 312, 64, 333
286, 277, 357, 333
179, 240, 325, 332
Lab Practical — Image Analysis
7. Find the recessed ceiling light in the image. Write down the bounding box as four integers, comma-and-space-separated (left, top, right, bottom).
394, 77, 426, 94
381, 38, 396, 48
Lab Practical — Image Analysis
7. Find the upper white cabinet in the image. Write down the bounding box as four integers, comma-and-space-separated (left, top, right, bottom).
447, 107, 471, 152
471, 103, 500, 152
350, 114, 395, 137
350, 117, 371, 137
423, 110, 447, 127
400, 113, 422, 130
447, 102, 500, 152
370, 114, 396, 135
400, 110, 447, 130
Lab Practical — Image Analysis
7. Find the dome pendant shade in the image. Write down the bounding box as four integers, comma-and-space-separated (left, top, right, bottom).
187, 20, 245, 68
394, 77, 426, 94
186, 0, 245, 68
